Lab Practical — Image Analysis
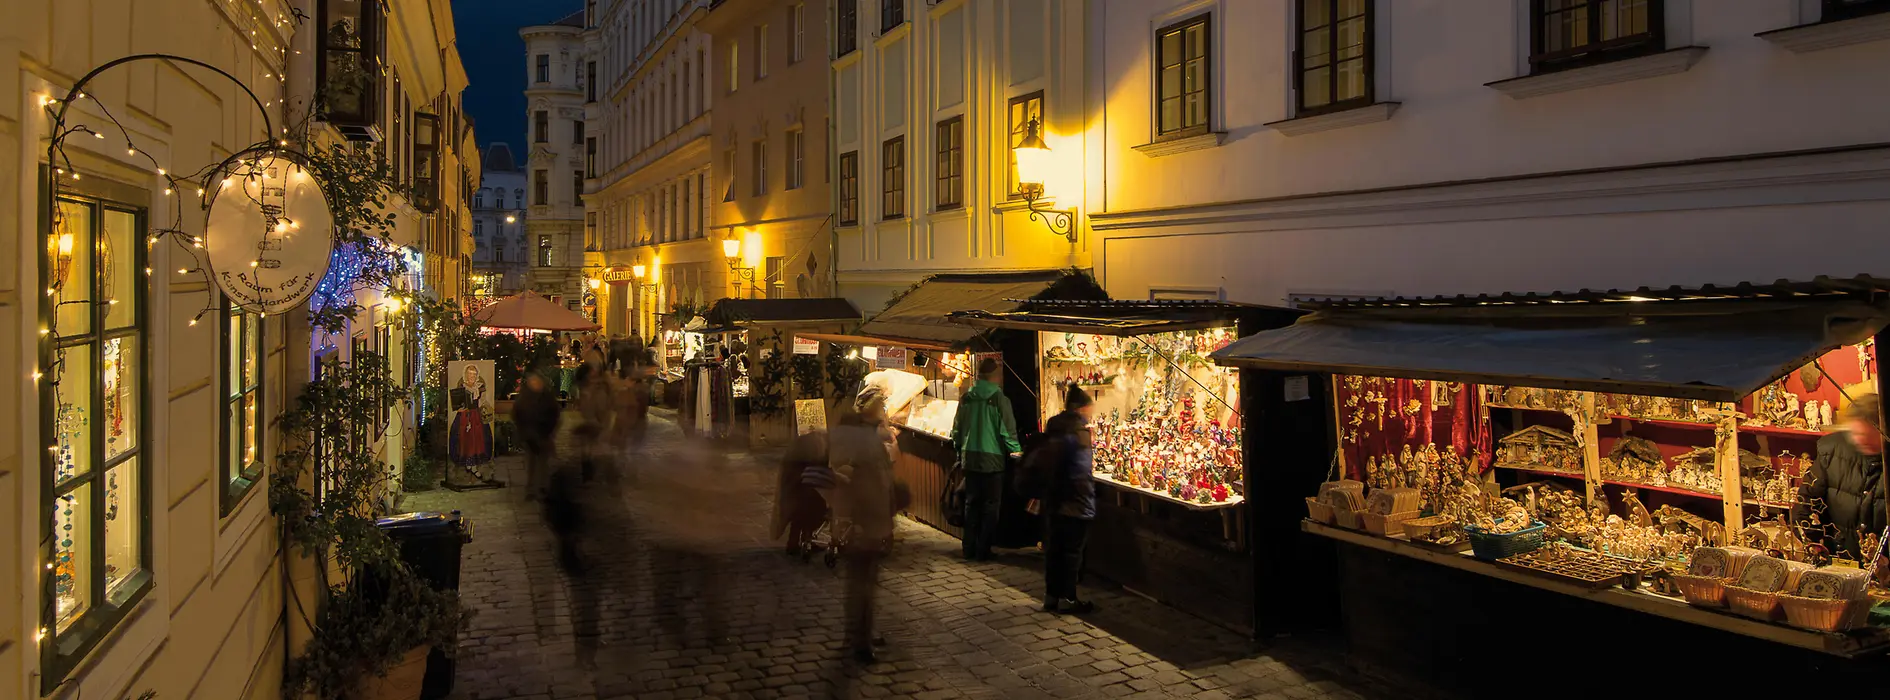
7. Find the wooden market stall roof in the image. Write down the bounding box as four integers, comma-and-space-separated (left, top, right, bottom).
1211, 276, 1890, 402
703, 297, 861, 326
855, 270, 1106, 348
949, 299, 1302, 336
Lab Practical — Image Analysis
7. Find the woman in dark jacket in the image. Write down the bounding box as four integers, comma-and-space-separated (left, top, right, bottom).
1795, 393, 1885, 561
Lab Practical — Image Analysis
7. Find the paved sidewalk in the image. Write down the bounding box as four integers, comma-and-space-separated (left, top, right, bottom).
403, 411, 1385, 700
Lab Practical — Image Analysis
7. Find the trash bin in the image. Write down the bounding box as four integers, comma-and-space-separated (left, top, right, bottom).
377, 511, 472, 700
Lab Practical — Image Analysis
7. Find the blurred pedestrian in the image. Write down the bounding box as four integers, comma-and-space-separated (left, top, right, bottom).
512, 371, 561, 500
1043, 386, 1097, 614
952, 357, 1021, 561
607, 363, 652, 485
628, 440, 749, 649
575, 349, 614, 483
773, 430, 830, 556
832, 388, 906, 663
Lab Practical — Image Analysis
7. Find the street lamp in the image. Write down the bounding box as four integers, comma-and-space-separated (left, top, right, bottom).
1012, 117, 1075, 242
721, 235, 757, 297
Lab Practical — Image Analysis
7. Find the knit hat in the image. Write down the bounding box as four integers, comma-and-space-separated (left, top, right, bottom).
1065, 385, 1093, 411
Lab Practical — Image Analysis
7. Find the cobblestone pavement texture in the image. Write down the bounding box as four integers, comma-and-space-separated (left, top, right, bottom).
403, 410, 1388, 700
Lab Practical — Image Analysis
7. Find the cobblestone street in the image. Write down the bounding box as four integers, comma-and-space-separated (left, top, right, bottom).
403, 411, 1386, 700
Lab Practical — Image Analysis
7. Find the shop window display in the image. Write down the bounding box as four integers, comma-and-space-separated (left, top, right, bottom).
1037, 329, 1242, 507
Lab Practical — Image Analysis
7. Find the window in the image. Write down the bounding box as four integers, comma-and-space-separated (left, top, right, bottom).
724, 148, 738, 201
495, 235, 506, 263
1157, 15, 1212, 135
881, 0, 905, 32
791, 4, 806, 63
534, 169, 548, 205
316, 0, 386, 139
839, 151, 859, 224
42, 196, 151, 686
695, 172, 706, 236
573, 170, 585, 205
572, 119, 584, 146
536, 53, 550, 83
495, 190, 504, 209
755, 24, 770, 79
534, 110, 548, 142
475, 219, 484, 238
728, 41, 740, 92
539, 235, 554, 266
935, 117, 963, 210
752, 140, 769, 196
474, 189, 484, 208
837, 0, 859, 56
1826, 0, 1890, 21
766, 256, 787, 298
1529, 0, 1663, 74
413, 112, 440, 212
682, 179, 693, 235
1295, 1, 1372, 115
223, 302, 264, 513
515, 188, 523, 205
1007, 91, 1043, 199
881, 137, 905, 219
786, 129, 805, 190
587, 61, 597, 101
586, 137, 598, 177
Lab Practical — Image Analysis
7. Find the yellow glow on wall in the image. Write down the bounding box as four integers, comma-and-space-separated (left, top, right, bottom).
743, 229, 764, 269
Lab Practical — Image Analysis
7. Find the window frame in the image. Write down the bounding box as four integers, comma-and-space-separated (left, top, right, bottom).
536, 53, 550, 83
39, 189, 154, 691
221, 300, 266, 514
534, 169, 549, 206
786, 129, 805, 190
791, 3, 806, 63
728, 41, 741, 93
881, 0, 905, 33
533, 110, 548, 143
586, 60, 598, 102
838, 151, 860, 225
1294, 0, 1375, 117
1155, 14, 1213, 138
724, 148, 738, 202
314, 0, 386, 135
539, 234, 555, 266
752, 139, 768, 197
837, 0, 860, 56
572, 119, 584, 146
586, 137, 598, 178
573, 169, 585, 206
755, 24, 771, 79
1006, 91, 1043, 200
934, 116, 963, 210
881, 136, 906, 220
1528, 0, 1665, 75
412, 112, 440, 212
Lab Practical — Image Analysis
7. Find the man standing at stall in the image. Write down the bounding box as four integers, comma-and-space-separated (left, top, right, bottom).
952, 357, 1022, 561
1043, 386, 1098, 614
1795, 393, 1885, 562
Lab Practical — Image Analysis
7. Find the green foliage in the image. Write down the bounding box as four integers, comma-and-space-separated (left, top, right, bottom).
302, 143, 410, 334
750, 331, 789, 417
826, 346, 867, 401
402, 451, 439, 492
289, 566, 463, 700
791, 353, 824, 400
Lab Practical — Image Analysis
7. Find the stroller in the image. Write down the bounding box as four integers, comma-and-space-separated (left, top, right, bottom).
796, 461, 852, 569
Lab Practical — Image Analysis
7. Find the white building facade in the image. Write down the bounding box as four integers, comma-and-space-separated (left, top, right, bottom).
1088, 0, 1890, 304
472, 143, 530, 297
523, 13, 593, 309
828, 0, 1094, 313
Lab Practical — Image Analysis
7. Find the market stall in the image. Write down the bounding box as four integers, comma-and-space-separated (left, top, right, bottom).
951, 300, 1306, 635
677, 322, 745, 442
804, 270, 1106, 540
700, 297, 862, 448
1211, 277, 1890, 692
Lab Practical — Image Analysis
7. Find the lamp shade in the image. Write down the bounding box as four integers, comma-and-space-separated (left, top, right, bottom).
1013, 119, 1052, 189
721, 237, 741, 259
633, 264, 647, 278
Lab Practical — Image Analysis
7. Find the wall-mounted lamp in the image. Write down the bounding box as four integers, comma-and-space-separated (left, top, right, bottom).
721, 236, 756, 294
1012, 117, 1075, 242
633, 263, 647, 279
587, 277, 603, 290
504, 214, 517, 224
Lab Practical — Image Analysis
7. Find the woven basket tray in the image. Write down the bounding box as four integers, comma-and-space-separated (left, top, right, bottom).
1403, 514, 1457, 542
1671, 574, 1729, 608
1333, 508, 1363, 530
1724, 584, 1785, 622
1361, 510, 1419, 537
1305, 497, 1335, 525
1780, 595, 1873, 633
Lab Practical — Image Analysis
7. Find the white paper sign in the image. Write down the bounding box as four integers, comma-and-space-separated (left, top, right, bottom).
1284, 375, 1311, 402
204, 153, 336, 315
875, 346, 908, 370
792, 336, 820, 355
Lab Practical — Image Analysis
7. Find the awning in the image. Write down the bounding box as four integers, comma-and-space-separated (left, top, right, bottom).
703, 297, 861, 326
858, 270, 1099, 347
1209, 299, 1890, 402
473, 291, 600, 332
793, 332, 955, 352
950, 300, 1300, 336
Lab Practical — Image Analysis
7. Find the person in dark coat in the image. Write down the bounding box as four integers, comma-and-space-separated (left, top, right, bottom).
1042, 385, 1097, 614
1795, 393, 1885, 561
512, 371, 562, 500
772, 431, 830, 556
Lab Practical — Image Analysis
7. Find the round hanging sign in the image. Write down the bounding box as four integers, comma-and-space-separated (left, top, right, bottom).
204, 152, 335, 315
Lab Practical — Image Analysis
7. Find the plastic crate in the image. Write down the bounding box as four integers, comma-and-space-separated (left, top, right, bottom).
1464, 521, 1546, 561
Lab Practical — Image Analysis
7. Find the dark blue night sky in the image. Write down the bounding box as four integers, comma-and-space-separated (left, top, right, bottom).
452, 0, 583, 151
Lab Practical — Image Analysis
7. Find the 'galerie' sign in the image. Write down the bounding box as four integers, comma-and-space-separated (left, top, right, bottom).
205, 153, 337, 315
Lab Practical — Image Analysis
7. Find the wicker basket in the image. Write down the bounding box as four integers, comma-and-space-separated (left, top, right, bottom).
1671, 573, 1730, 608
1334, 508, 1363, 530
1403, 514, 1457, 542
1361, 510, 1419, 537
1780, 595, 1874, 633
1305, 497, 1335, 525
1464, 521, 1546, 561
1724, 584, 1785, 622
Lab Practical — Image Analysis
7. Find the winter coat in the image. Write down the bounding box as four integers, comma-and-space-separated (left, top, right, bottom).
1045, 410, 1096, 520
511, 383, 562, 448
832, 421, 900, 547
951, 379, 1022, 473
1795, 432, 1887, 560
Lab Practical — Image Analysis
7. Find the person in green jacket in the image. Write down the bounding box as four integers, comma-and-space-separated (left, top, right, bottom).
952, 357, 1022, 561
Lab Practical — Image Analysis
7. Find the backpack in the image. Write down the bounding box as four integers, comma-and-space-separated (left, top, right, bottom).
1012, 432, 1066, 500
941, 463, 967, 527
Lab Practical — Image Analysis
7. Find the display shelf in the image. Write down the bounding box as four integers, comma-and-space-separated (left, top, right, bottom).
893, 422, 950, 442
1744, 498, 1796, 509
1739, 423, 1828, 439
1303, 520, 1890, 657
1493, 464, 1585, 479
1599, 479, 1723, 500
1604, 415, 1717, 430
1094, 473, 1243, 510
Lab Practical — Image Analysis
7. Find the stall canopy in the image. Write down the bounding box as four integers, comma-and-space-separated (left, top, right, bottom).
857, 270, 1107, 348
951, 299, 1301, 336
473, 290, 601, 331
703, 297, 861, 327
1211, 277, 1890, 403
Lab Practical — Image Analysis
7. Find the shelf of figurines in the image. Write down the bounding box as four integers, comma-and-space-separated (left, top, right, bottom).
1095, 472, 1244, 510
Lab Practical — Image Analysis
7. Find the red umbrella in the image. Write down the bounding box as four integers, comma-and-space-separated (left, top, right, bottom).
472, 291, 600, 331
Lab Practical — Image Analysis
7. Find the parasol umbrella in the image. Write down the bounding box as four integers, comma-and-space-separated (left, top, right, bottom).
472, 290, 600, 332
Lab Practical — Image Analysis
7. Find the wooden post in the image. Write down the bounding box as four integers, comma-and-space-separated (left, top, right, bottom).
1873, 329, 1888, 561
1330, 375, 1348, 479
1718, 415, 1744, 540
1581, 392, 1602, 505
